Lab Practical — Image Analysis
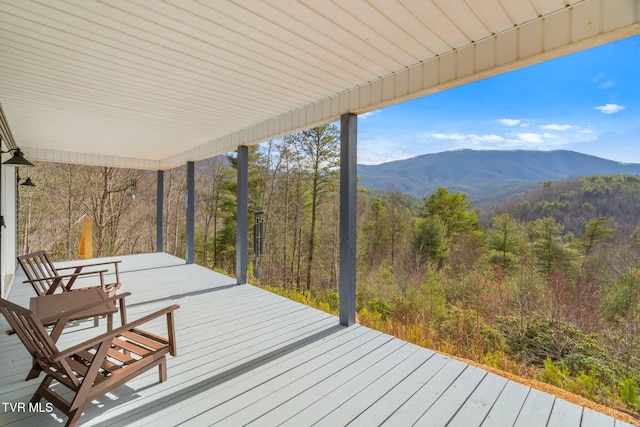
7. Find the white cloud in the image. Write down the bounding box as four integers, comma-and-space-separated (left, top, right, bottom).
431, 133, 504, 144
541, 124, 574, 131
498, 118, 521, 126
359, 110, 381, 119
359, 133, 436, 164
591, 73, 616, 90
505, 133, 558, 145
517, 133, 545, 144
432, 133, 466, 141
430, 131, 573, 151
595, 103, 626, 114
475, 134, 505, 143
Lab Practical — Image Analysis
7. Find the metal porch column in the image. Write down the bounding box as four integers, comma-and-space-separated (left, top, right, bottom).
340, 113, 357, 326
236, 145, 249, 284
186, 161, 195, 264
156, 170, 164, 253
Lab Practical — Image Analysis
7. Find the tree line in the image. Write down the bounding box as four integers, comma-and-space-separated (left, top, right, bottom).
17, 127, 640, 419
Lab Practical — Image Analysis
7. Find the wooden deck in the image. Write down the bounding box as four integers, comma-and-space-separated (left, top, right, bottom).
0, 253, 634, 426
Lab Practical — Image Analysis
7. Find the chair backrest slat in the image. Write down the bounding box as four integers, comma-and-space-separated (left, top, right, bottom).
17, 250, 59, 295
0, 299, 63, 370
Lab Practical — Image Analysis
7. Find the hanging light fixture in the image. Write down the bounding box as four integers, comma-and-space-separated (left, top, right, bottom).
17, 170, 37, 187
19, 176, 36, 187
0, 136, 34, 167
2, 148, 34, 167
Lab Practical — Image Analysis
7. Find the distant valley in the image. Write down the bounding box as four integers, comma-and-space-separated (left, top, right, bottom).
357, 149, 640, 206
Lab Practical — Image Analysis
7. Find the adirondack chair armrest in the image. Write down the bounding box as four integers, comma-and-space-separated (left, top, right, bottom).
24, 269, 109, 294
23, 269, 109, 284
58, 260, 122, 289
51, 304, 180, 362
4, 292, 132, 336
37, 292, 132, 326
57, 259, 121, 271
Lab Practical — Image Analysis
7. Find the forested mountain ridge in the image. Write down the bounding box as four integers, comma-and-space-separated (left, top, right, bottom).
358, 149, 640, 201
481, 175, 640, 236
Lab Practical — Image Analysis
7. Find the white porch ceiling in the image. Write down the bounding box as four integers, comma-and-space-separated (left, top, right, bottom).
0, 0, 638, 170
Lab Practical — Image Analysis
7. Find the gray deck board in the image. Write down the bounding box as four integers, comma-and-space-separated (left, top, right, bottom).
135, 325, 372, 426
277, 342, 421, 426
582, 408, 615, 427
513, 388, 556, 427
447, 372, 509, 427
412, 365, 488, 426
482, 380, 532, 427
379, 359, 468, 426
348, 355, 458, 426
547, 398, 584, 427
312, 345, 435, 426
207, 332, 397, 426
0, 253, 632, 427
246, 338, 408, 426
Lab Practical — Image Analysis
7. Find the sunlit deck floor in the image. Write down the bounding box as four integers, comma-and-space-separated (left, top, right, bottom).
0, 252, 634, 426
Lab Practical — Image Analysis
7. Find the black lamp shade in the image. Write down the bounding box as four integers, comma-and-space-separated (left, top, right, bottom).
3, 149, 34, 167
20, 177, 36, 187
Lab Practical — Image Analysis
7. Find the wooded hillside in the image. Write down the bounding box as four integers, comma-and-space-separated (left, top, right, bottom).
483, 175, 640, 235
17, 133, 640, 421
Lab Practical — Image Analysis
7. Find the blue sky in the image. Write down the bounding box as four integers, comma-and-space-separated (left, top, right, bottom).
357, 34, 640, 165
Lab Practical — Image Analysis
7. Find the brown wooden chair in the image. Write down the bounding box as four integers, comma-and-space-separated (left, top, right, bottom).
0, 298, 179, 427
20, 290, 132, 381
17, 250, 122, 296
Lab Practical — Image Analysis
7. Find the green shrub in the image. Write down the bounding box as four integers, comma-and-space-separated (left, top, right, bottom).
563, 353, 617, 384
324, 291, 339, 312
538, 357, 570, 388
620, 377, 640, 409
482, 350, 520, 374
567, 369, 606, 401
367, 297, 393, 320
438, 306, 508, 358
497, 315, 604, 366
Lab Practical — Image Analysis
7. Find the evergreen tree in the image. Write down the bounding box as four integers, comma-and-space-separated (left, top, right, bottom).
296, 124, 339, 291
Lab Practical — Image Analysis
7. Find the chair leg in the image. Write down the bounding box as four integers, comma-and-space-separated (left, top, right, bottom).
65, 407, 83, 427
30, 376, 54, 404
159, 358, 167, 383
26, 359, 41, 380
118, 298, 128, 326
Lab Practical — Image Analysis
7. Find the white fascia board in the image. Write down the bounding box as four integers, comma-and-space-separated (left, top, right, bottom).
24, 147, 161, 170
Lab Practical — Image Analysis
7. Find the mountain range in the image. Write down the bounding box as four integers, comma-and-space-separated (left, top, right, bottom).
357, 149, 640, 206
